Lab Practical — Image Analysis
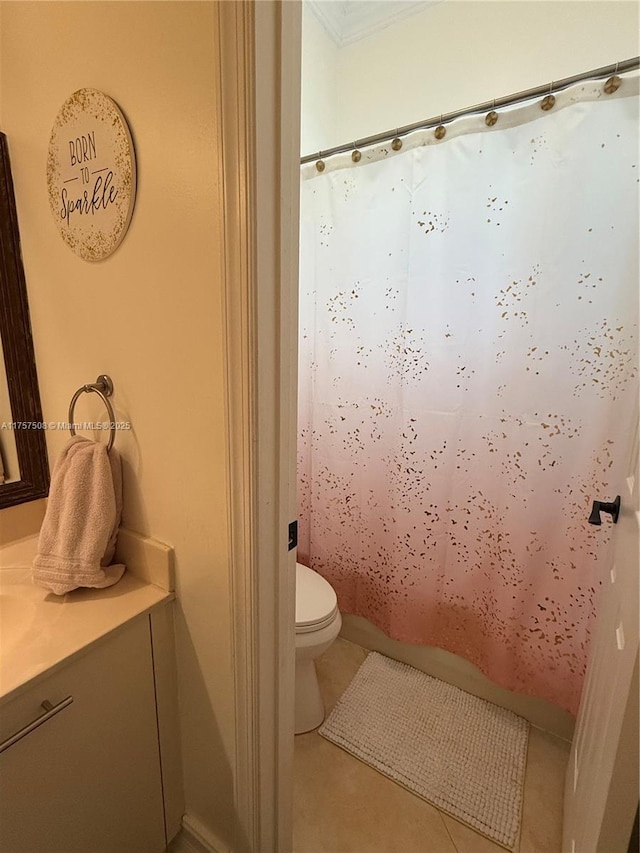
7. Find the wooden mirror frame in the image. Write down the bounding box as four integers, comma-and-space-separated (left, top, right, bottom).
0, 132, 49, 508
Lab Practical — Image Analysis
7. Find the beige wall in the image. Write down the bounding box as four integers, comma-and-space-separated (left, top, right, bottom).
0, 2, 235, 845
300, 4, 338, 155
302, 0, 640, 152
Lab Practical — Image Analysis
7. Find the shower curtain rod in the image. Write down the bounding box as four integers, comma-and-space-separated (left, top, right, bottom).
300, 56, 640, 164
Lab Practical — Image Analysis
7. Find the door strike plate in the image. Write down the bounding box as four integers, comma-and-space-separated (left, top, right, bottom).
288, 520, 298, 551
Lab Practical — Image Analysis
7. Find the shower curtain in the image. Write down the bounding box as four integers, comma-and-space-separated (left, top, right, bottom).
298, 77, 639, 715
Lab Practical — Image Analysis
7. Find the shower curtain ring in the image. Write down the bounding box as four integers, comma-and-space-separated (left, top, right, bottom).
316, 151, 325, 172
604, 67, 622, 94
352, 142, 362, 162
391, 130, 402, 151
485, 98, 499, 127
541, 82, 556, 111
435, 115, 446, 140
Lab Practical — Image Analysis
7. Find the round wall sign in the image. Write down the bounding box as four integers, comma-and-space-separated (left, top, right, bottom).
47, 88, 136, 262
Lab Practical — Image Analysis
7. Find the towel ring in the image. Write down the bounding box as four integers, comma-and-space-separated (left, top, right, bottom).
68, 375, 116, 452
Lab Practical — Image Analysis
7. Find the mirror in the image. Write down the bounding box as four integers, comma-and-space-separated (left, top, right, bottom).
0, 132, 49, 508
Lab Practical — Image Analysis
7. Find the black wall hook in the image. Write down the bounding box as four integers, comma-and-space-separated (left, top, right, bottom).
588, 495, 621, 525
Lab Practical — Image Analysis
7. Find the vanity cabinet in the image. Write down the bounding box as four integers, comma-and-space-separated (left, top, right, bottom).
0, 615, 169, 853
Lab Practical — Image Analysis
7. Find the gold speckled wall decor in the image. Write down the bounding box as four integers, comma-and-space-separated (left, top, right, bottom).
298, 80, 639, 717
47, 89, 136, 262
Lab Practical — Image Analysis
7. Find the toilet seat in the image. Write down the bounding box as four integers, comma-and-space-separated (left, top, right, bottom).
296, 563, 338, 634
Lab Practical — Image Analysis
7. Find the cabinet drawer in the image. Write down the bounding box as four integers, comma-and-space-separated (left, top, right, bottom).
0, 617, 166, 853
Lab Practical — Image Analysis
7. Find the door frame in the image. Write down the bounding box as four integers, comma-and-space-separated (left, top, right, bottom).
219, 2, 301, 851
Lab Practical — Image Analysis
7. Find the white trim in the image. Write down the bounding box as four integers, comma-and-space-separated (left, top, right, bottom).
219, 2, 301, 851
253, 2, 301, 849
307, 0, 441, 48
168, 815, 227, 853
218, 2, 259, 850
274, 0, 302, 842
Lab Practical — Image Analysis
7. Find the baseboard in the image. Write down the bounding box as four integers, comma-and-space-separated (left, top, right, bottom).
167, 815, 231, 853
340, 613, 575, 741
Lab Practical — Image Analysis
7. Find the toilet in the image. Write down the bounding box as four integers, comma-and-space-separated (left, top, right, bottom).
295, 562, 342, 734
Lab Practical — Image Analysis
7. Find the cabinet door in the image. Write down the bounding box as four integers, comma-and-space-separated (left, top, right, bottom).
0, 617, 166, 853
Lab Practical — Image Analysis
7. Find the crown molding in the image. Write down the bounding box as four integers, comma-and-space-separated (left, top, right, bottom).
307, 0, 442, 47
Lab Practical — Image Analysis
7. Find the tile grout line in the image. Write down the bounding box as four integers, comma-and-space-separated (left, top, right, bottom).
437, 808, 460, 853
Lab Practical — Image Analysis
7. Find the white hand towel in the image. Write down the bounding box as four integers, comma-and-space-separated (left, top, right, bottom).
33, 436, 125, 595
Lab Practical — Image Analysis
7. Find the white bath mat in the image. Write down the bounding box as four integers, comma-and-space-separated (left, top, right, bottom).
319, 652, 529, 850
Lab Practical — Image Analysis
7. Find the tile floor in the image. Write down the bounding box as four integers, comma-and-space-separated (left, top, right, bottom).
293, 638, 570, 853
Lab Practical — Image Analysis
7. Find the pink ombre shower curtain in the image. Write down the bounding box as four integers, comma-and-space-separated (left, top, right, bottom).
298, 77, 639, 715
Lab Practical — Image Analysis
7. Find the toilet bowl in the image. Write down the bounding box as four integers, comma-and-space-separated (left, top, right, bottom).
295, 562, 342, 734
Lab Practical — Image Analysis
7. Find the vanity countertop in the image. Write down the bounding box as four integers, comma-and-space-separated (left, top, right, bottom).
0, 535, 173, 703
